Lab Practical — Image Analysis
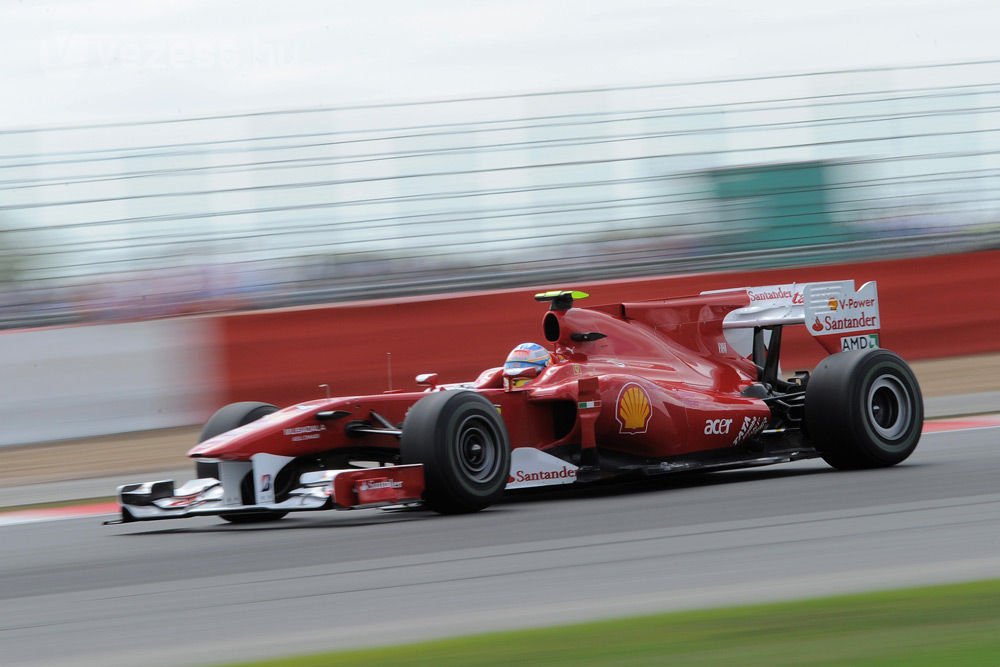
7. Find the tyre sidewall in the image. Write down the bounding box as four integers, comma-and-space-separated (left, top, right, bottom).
402, 391, 511, 513
806, 349, 923, 468
435, 396, 510, 500
850, 353, 922, 464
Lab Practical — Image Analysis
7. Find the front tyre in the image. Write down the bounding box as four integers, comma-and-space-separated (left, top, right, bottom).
199, 401, 280, 441
805, 349, 923, 469
195, 401, 288, 523
401, 391, 511, 514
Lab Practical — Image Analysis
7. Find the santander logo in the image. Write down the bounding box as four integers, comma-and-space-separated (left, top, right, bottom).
507, 467, 576, 484
745, 284, 804, 306
505, 448, 579, 490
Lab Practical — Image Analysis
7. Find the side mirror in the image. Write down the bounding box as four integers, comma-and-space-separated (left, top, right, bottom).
415, 373, 439, 388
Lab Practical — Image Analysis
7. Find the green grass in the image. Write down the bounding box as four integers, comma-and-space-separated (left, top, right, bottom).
226, 579, 1000, 667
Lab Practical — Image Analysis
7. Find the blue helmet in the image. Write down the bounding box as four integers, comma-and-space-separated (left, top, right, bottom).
504, 342, 552, 374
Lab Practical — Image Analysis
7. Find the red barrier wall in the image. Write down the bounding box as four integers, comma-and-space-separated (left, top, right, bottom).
219, 250, 1000, 406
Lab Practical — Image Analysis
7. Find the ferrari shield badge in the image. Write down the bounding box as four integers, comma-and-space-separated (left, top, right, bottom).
616, 383, 652, 434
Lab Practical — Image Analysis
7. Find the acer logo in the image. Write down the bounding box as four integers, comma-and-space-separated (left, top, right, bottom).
704, 418, 733, 435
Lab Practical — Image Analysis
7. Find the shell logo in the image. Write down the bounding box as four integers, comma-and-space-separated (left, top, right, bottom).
616, 383, 652, 434
828, 298, 839, 311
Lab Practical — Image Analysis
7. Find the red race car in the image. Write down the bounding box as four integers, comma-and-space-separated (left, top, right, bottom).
108, 280, 922, 524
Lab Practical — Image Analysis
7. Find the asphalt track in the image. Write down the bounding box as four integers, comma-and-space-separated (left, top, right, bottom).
2, 426, 999, 667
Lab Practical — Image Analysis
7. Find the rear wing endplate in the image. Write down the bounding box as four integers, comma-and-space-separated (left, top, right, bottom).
704, 280, 881, 356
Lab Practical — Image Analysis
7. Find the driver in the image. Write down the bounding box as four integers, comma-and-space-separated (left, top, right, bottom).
503, 342, 552, 388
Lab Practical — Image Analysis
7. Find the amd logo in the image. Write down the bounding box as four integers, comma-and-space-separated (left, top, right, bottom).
841, 334, 880, 351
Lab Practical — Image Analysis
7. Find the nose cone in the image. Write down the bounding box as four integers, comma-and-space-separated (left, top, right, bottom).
187, 399, 344, 461
186, 411, 284, 460
187, 427, 258, 458
188, 438, 228, 459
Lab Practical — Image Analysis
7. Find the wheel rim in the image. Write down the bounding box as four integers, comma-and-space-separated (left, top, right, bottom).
867, 374, 912, 441
456, 415, 501, 482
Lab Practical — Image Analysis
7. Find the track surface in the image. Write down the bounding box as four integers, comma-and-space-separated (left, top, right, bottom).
2, 428, 999, 667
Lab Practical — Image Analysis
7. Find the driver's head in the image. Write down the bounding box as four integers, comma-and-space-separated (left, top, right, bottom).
503, 342, 552, 387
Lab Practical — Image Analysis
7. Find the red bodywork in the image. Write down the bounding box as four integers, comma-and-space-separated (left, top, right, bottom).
188, 291, 776, 467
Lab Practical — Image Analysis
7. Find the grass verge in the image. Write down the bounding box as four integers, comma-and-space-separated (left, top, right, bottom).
225, 579, 1000, 667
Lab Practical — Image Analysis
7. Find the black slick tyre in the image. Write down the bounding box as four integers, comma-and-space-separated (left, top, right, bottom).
198, 401, 280, 441
195, 401, 288, 523
805, 349, 923, 469
195, 401, 279, 477
401, 391, 511, 514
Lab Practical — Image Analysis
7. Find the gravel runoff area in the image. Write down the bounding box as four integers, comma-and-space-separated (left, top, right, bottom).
1, 353, 999, 489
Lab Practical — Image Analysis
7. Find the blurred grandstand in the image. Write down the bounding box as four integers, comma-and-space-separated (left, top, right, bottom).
2, 59, 999, 328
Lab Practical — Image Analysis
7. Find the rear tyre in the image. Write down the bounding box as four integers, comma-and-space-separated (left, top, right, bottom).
401, 391, 511, 514
195, 401, 288, 523
805, 349, 923, 469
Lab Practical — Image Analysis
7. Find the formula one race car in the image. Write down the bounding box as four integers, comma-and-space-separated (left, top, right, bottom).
108, 279, 923, 524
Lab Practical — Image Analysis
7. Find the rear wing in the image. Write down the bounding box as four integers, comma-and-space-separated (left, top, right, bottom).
704, 280, 881, 357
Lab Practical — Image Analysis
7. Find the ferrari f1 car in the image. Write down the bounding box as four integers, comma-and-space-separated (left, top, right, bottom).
108, 279, 922, 524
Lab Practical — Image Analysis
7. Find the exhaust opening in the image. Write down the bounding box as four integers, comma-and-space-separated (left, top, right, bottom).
544, 312, 560, 342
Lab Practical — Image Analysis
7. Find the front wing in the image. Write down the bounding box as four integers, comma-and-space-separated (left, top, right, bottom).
105, 458, 426, 523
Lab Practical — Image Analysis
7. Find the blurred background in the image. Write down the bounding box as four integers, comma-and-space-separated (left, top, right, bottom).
4, 0, 1000, 446
4, 7, 1000, 667
3, 1, 1000, 328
